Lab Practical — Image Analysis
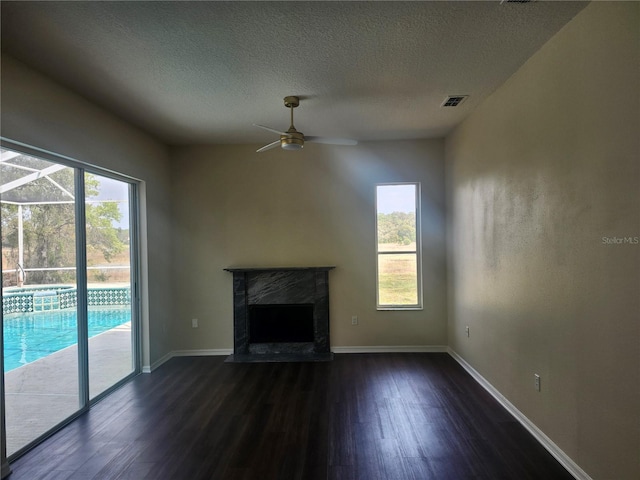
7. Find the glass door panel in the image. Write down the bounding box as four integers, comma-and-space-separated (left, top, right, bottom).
85, 172, 134, 399
1, 151, 80, 456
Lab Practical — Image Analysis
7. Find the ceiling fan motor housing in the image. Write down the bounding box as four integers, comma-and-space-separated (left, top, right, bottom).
281, 131, 304, 150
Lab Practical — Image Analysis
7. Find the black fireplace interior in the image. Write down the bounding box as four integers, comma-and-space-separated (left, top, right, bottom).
249, 304, 314, 344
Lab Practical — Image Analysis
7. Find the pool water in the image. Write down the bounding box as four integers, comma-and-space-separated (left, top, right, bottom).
3, 307, 131, 372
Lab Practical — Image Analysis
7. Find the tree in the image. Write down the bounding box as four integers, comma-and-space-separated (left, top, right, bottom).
377, 212, 416, 246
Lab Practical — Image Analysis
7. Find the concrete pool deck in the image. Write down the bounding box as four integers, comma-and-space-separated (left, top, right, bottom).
4, 322, 133, 457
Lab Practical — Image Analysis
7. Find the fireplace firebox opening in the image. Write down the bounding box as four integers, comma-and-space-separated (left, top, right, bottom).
249, 304, 314, 344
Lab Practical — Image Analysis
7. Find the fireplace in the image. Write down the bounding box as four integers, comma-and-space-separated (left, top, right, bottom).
224, 267, 334, 362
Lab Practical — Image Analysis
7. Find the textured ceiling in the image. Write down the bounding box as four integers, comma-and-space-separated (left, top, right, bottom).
1, 1, 586, 146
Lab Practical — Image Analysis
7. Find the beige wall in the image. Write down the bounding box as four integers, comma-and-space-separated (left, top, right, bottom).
170, 140, 447, 350
0, 55, 174, 369
446, 3, 639, 479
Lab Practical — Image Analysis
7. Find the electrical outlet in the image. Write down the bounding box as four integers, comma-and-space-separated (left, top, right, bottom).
191, 318, 198, 328
534, 374, 541, 392
351, 316, 358, 325
465, 326, 470, 337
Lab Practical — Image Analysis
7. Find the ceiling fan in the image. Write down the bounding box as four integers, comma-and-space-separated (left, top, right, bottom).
254, 96, 358, 152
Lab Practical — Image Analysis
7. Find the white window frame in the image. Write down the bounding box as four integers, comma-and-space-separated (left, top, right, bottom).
375, 182, 423, 310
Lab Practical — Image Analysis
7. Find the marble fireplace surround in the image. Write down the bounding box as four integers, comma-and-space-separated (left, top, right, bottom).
224, 267, 335, 362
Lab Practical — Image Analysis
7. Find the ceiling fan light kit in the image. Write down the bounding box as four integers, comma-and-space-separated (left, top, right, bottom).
281, 134, 304, 150
254, 96, 357, 153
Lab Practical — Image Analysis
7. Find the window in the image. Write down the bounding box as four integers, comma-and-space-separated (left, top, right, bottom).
375, 183, 422, 309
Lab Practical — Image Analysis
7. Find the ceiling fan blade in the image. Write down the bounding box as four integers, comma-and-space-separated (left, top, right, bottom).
253, 124, 287, 135
305, 136, 358, 146
256, 140, 281, 153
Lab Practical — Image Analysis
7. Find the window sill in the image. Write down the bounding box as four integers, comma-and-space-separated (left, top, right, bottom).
377, 307, 423, 311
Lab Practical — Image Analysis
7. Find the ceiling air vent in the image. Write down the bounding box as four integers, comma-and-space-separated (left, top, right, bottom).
442, 95, 468, 107
500, 0, 535, 3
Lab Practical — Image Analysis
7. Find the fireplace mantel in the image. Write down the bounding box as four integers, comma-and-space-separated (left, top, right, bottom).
224, 266, 335, 362
224, 266, 335, 273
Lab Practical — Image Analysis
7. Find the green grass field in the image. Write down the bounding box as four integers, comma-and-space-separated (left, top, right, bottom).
378, 253, 418, 305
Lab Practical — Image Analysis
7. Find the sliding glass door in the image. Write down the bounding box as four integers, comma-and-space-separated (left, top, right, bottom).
1, 146, 139, 457
85, 172, 136, 400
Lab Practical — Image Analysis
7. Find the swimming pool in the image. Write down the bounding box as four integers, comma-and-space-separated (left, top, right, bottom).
3, 307, 131, 372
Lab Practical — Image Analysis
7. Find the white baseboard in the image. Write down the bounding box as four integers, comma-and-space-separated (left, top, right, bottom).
332, 345, 448, 354
447, 348, 592, 480
143, 347, 447, 371
142, 349, 233, 373
142, 350, 174, 373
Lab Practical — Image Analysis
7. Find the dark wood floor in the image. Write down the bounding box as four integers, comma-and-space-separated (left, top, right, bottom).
7, 353, 574, 480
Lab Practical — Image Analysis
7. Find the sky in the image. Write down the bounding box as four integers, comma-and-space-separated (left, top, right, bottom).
376, 184, 416, 214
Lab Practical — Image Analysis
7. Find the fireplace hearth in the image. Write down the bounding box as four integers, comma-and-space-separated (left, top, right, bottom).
224, 267, 335, 362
